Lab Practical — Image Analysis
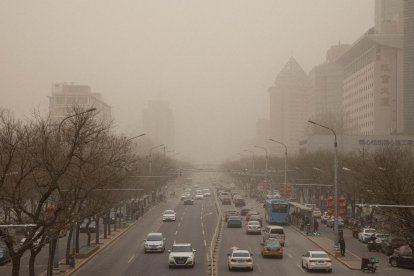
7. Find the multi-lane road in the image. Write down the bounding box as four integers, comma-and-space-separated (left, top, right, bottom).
74, 188, 218, 276
5, 177, 411, 276
73, 182, 413, 276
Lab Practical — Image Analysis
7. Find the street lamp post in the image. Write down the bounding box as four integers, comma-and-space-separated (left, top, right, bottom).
308, 120, 339, 253
269, 139, 288, 196
149, 144, 164, 175
243, 149, 255, 170
255, 145, 269, 191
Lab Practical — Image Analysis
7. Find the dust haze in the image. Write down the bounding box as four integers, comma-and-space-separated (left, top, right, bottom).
0, 0, 374, 164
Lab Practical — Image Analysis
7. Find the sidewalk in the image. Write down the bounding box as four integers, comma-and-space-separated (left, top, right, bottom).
40, 220, 139, 276
306, 235, 362, 270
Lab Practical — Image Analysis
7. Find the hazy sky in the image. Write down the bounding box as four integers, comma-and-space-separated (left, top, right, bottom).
0, 0, 374, 164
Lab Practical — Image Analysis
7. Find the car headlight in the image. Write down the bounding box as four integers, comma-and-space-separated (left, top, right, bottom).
144, 243, 150, 248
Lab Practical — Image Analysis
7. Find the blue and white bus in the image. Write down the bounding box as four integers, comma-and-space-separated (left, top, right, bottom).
264, 198, 289, 225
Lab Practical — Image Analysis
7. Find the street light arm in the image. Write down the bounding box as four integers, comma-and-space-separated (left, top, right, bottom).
126, 133, 145, 142
268, 139, 287, 154
307, 120, 337, 144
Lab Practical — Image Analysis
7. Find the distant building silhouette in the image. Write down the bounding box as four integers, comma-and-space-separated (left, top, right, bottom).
268, 57, 309, 154
48, 82, 111, 123
143, 100, 174, 149
404, 0, 414, 134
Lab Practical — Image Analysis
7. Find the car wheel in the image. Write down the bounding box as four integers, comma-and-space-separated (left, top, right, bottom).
390, 258, 398, 267
301, 261, 305, 268
250, 267, 253, 271
306, 264, 310, 272
228, 265, 232, 271
328, 269, 332, 273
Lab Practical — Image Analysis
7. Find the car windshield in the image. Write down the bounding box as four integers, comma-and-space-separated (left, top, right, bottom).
365, 229, 375, 233
248, 221, 260, 226
312, 253, 328, 258
172, 245, 192, 252
164, 210, 175, 214
270, 229, 283, 234
147, 234, 162, 241
271, 204, 288, 213
233, 252, 250, 257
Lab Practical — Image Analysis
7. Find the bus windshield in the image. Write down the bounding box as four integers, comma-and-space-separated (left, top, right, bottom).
271, 204, 288, 213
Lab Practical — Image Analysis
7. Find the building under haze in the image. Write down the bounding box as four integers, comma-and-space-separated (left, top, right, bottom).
308, 44, 350, 122
268, 57, 309, 154
337, 0, 404, 136
404, 0, 414, 134
143, 100, 174, 149
48, 83, 111, 123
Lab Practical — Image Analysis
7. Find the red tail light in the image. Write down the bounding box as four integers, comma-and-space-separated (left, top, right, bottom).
230, 258, 237, 262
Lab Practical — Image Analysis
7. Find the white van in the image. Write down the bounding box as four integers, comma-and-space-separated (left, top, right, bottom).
262, 225, 285, 246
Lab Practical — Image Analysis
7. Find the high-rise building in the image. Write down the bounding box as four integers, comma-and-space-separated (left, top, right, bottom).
337, 28, 404, 135
268, 57, 309, 154
143, 100, 174, 149
48, 83, 111, 123
404, 0, 414, 134
375, 0, 403, 34
309, 44, 350, 125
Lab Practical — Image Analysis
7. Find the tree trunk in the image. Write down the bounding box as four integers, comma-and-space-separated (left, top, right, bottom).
28, 249, 40, 276
76, 224, 80, 254
65, 226, 73, 264
95, 217, 100, 244
103, 216, 107, 239
47, 238, 57, 276
11, 254, 22, 276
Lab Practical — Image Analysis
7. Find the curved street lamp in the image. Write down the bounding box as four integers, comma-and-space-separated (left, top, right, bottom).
149, 144, 164, 175
308, 119, 339, 253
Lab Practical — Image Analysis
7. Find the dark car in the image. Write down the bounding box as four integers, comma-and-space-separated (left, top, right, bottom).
381, 237, 408, 256
248, 214, 263, 226
227, 216, 242, 228
184, 197, 194, 205
222, 198, 231, 205
224, 209, 239, 222
80, 221, 97, 233
389, 246, 414, 269
234, 198, 246, 208
0, 247, 11, 265
240, 207, 253, 216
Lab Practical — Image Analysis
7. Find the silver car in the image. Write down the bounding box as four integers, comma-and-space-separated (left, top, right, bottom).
143, 233, 166, 253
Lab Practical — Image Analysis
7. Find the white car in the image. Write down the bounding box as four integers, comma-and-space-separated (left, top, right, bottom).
358, 228, 376, 243
168, 243, 196, 268
246, 221, 261, 234
228, 248, 254, 271
162, 210, 176, 221
195, 193, 204, 200
143, 232, 165, 253
203, 189, 211, 197
301, 251, 332, 272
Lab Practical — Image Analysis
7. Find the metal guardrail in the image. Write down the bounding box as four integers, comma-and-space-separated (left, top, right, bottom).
209, 190, 223, 276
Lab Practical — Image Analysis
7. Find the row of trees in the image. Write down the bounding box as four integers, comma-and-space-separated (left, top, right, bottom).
0, 107, 178, 276
222, 146, 414, 238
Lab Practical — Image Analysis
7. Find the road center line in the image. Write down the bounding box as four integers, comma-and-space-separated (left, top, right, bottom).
178, 222, 181, 227
175, 230, 178, 235
127, 254, 135, 264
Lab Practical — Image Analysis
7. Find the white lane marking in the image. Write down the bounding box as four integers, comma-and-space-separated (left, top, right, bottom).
204, 240, 207, 247
175, 230, 178, 235
256, 262, 263, 272
287, 253, 293, 258
178, 222, 181, 227
128, 254, 136, 264
296, 263, 305, 272
202, 230, 205, 237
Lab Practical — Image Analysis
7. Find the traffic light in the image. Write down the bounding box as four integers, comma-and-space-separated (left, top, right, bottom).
327, 194, 334, 216
338, 194, 347, 217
